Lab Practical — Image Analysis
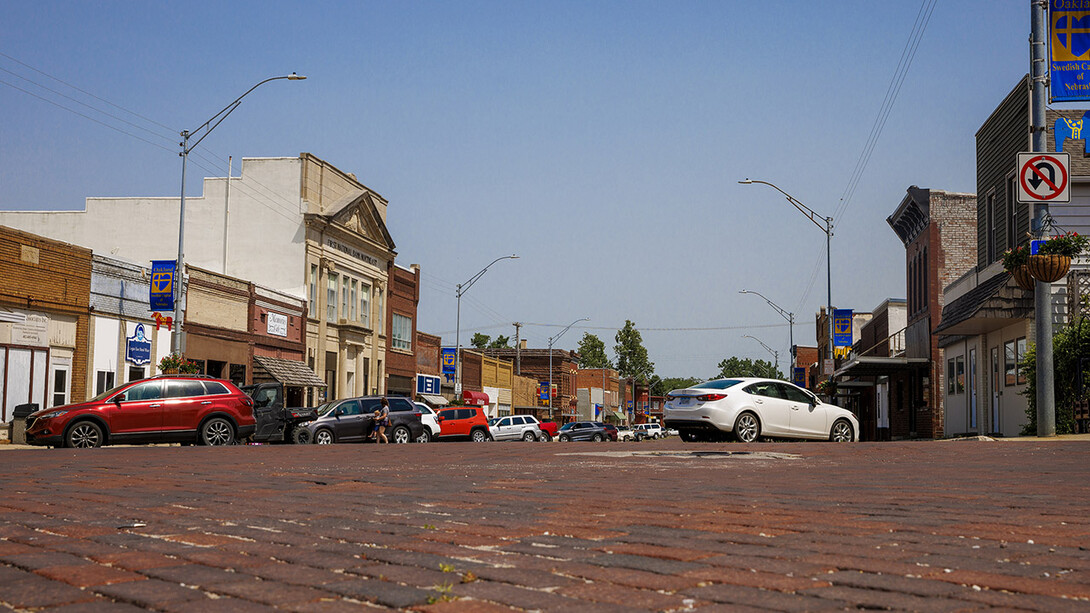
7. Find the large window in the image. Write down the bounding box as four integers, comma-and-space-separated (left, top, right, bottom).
326, 272, 338, 323
947, 359, 956, 395
377, 288, 384, 331
96, 371, 115, 396
350, 279, 358, 321
1004, 339, 1026, 386
341, 277, 350, 321
955, 356, 964, 394
309, 264, 317, 318
360, 282, 371, 328
392, 313, 412, 351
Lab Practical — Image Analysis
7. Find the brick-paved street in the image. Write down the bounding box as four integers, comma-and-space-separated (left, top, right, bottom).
2, 438, 1090, 611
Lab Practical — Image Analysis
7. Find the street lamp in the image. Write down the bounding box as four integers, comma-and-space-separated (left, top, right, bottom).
743, 334, 780, 374
172, 73, 306, 354
454, 255, 519, 395
548, 317, 590, 421
739, 289, 795, 366
738, 179, 833, 372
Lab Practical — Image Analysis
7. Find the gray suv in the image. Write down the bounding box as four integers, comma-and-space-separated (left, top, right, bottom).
305, 396, 424, 444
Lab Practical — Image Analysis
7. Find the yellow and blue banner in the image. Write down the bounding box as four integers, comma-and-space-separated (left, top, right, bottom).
1051, 1, 1090, 102
150, 260, 175, 311
793, 367, 806, 388
833, 309, 853, 347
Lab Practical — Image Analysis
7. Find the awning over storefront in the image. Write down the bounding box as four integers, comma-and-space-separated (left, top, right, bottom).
834, 355, 930, 378
419, 393, 449, 406
252, 355, 326, 387
462, 390, 489, 406
933, 271, 1033, 336
612, 410, 627, 421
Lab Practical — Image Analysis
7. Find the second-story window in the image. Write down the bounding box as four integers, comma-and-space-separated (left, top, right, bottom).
326, 272, 338, 323
350, 279, 358, 321
392, 313, 412, 351
341, 277, 349, 321
360, 282, 371, 328
309, 264, 317, 318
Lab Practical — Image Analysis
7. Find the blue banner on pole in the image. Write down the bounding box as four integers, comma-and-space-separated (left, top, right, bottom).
793, 367, 806, 388
833, 309, 853, 347
1050, 2, 1090, 102
150, 260, 176, 311
441, 348, 456, 376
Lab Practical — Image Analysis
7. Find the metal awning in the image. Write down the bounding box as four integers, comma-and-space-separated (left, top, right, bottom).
418, 393, 449, 406
834, 355, 930, 378
0, 309, 27, 324
463, 390, 489, 406
252, 355, 326, 387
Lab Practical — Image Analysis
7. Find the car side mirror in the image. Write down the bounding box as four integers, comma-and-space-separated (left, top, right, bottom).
113, 393, 125, 403
334, 408, 344, 417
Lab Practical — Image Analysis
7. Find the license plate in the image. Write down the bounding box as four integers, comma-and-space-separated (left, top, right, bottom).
677, 397, 691, 406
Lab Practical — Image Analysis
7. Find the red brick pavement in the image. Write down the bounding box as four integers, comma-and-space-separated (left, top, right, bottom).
1, 439, 1089, 611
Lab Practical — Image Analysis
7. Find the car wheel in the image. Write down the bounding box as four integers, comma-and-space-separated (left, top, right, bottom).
471, 429, 488, 443
540, 432, 552, 442
733, 412, 761, 443
66, 421, 103, 449
523, 431, 536, 442
201, 417, 235, 446
315, 429, 335, 445
830, 419, 854, 442
558, 434, 570, 442
291, 426, 311, 445
592, 433, 603, 442
416, 429, 432, 443
392, 425, 412, 444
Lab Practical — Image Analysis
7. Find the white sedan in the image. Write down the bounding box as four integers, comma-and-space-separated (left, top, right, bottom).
663, 378, 858, 443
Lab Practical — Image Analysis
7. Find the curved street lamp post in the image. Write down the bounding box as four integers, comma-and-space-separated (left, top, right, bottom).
738, 179, 833, 374
742, 334, 780, 374
454, 255, 518, 395
548, 317, 590, 421
739, 289, 795, 366
172, 73, 306, 354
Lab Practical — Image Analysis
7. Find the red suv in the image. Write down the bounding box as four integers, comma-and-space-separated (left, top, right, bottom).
25, 375, 255, 448
436, 406, 492, 442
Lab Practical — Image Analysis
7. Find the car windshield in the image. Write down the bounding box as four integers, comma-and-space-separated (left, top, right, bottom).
313, 402, 335, 417
488, 418, 499, 426
90, 381, 132, 402
559, 423, 575, 431
694, 379, 744, 390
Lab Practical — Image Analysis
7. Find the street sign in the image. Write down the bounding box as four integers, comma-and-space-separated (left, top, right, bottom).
416, 374, 441, 395
1017, 152, 1070, 203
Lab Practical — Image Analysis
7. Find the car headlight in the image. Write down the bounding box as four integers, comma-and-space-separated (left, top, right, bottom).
37, 410, 69, 420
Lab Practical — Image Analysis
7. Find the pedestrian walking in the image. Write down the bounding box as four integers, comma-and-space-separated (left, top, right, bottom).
370, 397, 391, 444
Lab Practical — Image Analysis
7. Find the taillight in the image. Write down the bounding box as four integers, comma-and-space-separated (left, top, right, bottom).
696, 393, 726, 402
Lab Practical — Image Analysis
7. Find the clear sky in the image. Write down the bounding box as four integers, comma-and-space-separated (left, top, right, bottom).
0, 2, 1047, 378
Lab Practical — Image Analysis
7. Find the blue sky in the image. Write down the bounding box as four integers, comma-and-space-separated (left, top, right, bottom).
0, 2, 1047, 377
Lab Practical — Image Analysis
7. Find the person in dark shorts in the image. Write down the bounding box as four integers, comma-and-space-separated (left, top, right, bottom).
370, 397, 390, 443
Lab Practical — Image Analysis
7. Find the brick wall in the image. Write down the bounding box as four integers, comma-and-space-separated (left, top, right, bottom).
0, 225, 92, 403
416, 331, 441, 375
386, 264, 419, 395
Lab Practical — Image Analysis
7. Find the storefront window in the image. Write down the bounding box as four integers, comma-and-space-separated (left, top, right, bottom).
955, 356, 965, 394
1016, 338, 1027, 385
1004, 340, 1017, 386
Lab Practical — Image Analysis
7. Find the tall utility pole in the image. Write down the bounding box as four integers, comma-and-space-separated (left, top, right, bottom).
513, 322, 522, 375
1031, 0, 1055, 436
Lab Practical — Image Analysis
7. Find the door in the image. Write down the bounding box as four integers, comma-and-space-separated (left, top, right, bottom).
781, 383, 825, 438
333, 399, 364, 441
162, 379, 210, 432
110, 380, 165, 434
49, 360, 70, 409
969, 349, 978, 431
743, 382, 790, 435
495, 416, 514, 440
991, 347, 1000, 434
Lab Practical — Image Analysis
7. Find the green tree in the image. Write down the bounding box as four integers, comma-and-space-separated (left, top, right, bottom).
577, 333, 612, 368
716, 356, 782, 380
651, 375, 703, 396
470, 333, 491, 349
488, 335, 511, 348
1020, 315, 1090, 435
614, 320, 654, 381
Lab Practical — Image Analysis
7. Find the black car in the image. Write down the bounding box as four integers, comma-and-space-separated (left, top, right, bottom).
304, 396, 424, 444
557, 421, 612, 442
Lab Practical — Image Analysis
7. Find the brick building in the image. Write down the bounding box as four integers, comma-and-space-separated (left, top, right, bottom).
834, 298, 908, 441
879, 187, 977, 439
481, 348, 578, 421
0, 226, 92, 421
575, 367, 621, 421
385, 263, 420, 398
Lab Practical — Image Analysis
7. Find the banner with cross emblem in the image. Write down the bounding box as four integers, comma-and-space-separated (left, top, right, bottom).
150, 260, 176, 311
1051, 2, 1090, 102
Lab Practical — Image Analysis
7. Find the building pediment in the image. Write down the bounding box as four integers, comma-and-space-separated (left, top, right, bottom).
308, 190, 396, 254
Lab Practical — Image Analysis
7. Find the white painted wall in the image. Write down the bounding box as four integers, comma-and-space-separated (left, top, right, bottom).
0, 157, 308, 299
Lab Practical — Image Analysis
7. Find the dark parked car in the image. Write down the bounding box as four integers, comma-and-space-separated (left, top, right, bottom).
305, 396, 424, 444
556, 421, 612, 442
594, 422, 619, 441
25, 375, 256, 448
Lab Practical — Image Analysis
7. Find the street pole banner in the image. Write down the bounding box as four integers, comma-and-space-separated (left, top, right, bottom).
832, 309, 853, 347
149, 260, 175, 311
1050, 2, 1090, 102
441, 348, 456, 382
793, 367, 806, 388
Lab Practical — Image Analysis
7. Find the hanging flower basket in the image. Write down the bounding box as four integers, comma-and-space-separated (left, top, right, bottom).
1010, 265, 1035, 291
1027, 254, 1072, 283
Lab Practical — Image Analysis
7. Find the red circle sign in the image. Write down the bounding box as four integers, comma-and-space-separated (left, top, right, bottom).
1019, 154, 1069, 201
